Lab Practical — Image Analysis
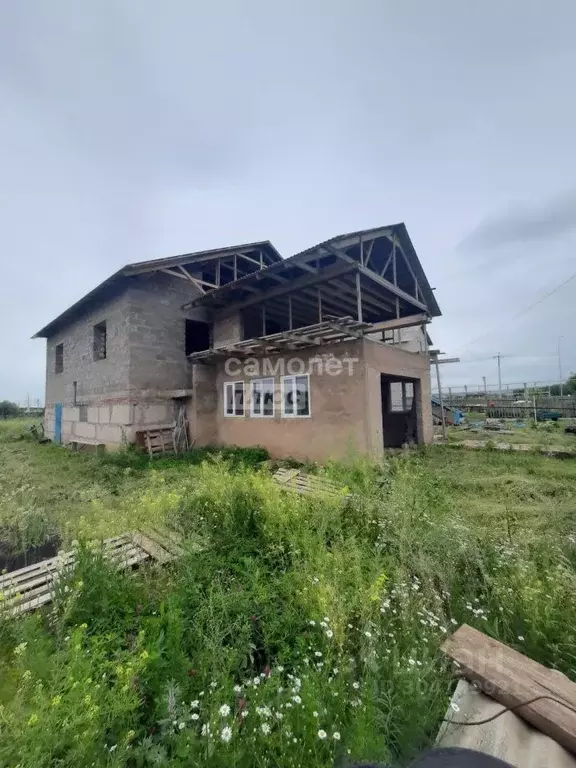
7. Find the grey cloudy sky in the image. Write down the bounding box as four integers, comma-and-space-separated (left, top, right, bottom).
1, 0, 575, 402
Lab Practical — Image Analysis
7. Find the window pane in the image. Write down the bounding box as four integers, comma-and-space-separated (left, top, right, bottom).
295, 375, 310, 416
252, 380, 262, 415
389, 381, 404, 412
404, 382, 414, 411
262, 378, 274, 416
283, 377, 294, 415
225, 384, 234, 415
234, 382, 244, 416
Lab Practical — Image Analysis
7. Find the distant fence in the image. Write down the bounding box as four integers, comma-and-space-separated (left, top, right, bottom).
450, 397, 575, 419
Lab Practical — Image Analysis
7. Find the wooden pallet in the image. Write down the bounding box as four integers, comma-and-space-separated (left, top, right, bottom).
144, 428, 176, 457
0, 528, 184, 618
272, 468, 346, 498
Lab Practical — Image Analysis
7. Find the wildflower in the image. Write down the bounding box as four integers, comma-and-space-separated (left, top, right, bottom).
364, 631, 372, 639
333, 667, 339, 674
201, 724, 211, 736
313, 711, 319, 717
352, 682, 360, 690
325, 629, 334, 639
191, 700, 199, 708
241, 710, 249, 718
261, 722, 271, 736
318, 729, 327, 740
517, 635, 525, 641
275, 711, 284, 720
109, 744, 117, 752
292, 695, 302, 704
233, 685, 242, 694
315, 651, 322, 658
210, 681, 217, 689
27, 714, 39, 727
277, 665, 284, 673
13, 642, 27, 656
178, 722, 185, 730
333, 731, 341, 741
51, 695, 62, 707
191, 713, 199, 721
219, 704, 231, 717
252, 677, 260, 686
220, 726, 233, 743
309, 620, 316, 626
323, 617, 330, 623
450, 702, 460, 713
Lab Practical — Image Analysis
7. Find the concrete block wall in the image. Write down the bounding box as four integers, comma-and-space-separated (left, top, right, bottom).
42, 271, 206, 449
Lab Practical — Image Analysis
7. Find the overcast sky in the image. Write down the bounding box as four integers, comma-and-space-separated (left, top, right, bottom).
1, 0, 576, 403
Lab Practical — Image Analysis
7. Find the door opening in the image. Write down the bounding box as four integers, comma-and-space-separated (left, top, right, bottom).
380, 375, 418, 448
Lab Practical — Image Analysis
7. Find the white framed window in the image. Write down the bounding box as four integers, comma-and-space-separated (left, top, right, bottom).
251, 377, 275, 417
224, 381, 245, 416
281, 374, 311, 418
389, 381, 414, 413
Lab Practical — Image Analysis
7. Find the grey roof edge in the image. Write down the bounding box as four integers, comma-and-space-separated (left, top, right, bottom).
32, 240, 282, 339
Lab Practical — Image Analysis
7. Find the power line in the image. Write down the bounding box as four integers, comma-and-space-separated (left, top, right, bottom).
456, 267, 576, 355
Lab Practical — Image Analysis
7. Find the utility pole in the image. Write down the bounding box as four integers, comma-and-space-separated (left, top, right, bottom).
492, 353, 503, 396
558, 336, 564, 396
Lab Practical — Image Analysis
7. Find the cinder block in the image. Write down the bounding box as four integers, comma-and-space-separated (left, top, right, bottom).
138, 404, 171, 425
98, 406, 111, 424
95, 424, 124, 444
73, 422, 97, 439
87, 407, 99, 423
110, 404, 133, 425
62, 407, 79, 421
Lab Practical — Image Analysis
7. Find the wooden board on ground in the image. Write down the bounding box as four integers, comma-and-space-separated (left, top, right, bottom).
0, 528, 184, 618
442, 624, 576, 756
273, 468, 346, 498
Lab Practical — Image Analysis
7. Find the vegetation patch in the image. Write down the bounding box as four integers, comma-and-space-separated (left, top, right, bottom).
0, 420, 575, 766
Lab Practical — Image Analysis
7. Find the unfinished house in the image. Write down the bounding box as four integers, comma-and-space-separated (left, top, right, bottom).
34, 224, 441, 462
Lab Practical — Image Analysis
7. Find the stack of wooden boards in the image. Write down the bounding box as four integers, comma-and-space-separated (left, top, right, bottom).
272, 467, 347, 498
0, 528, 184, 618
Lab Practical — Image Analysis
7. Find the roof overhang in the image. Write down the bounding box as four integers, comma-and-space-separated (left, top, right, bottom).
182, 224, 440, 326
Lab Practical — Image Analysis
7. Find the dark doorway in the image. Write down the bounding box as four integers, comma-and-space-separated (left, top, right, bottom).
380, 374, 418, 448
185, 320, 211, 355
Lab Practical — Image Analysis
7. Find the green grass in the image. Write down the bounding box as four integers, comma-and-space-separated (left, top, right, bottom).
448, 419, 576, 450
0, 421, 575, 766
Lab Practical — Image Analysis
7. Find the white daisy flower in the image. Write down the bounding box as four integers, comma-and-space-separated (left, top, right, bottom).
219, 704, 231, 717
220, 725, 232, 743
318, 729, 327, 740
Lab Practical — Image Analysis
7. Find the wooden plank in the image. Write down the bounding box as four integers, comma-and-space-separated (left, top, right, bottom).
442, 624, 576, 756
148, 528, 185, 557
132, 532, 174, 564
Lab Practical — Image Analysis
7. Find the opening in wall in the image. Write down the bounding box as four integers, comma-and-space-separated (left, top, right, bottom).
185, 319, 211, 355
55, 343, 64, 374
93, 321, 107, 361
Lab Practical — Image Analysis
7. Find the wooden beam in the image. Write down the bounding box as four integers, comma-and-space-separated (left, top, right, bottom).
443, 624, 576, 757
363, 239, 375, 268
366, 314, 429, 333
356, 271, 363, 322
359, 265, 428, 312
292, 259, 318, 274
219, 261, 357, 315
